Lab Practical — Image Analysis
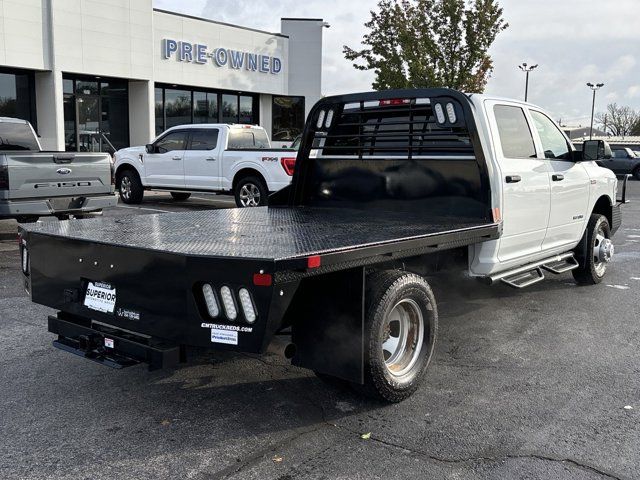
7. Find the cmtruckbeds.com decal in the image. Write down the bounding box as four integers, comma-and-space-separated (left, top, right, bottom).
201, 322, 253, 333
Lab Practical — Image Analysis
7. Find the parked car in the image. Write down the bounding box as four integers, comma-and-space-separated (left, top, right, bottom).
0, 117, 117, 222
600, 146, 640, 179
114, 124, 297, 207
20, 89, 623, 402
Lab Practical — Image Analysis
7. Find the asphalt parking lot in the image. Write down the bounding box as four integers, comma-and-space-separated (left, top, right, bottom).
1, 187, 639, 480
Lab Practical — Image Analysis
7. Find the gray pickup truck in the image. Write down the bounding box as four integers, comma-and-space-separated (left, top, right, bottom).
0, 117, 117, 222
606, 146, 640, 180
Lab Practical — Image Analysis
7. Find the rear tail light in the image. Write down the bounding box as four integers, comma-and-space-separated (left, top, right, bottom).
220, 286, 237, 320
109, 156, 115, 186
202, 284, 219, 318
238, 288, 256, 323
20, 240, 29, 275
0, 164, 8, 190
280, 157, 296, 176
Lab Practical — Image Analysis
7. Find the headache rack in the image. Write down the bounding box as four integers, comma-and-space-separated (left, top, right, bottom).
278, 88, 492, 221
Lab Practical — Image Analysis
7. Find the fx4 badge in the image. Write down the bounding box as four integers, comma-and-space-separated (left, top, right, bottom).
572, 214, 584, 220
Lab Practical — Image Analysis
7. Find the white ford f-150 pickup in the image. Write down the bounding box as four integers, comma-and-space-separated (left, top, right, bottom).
0, 117, 117, 222
114, 124, 296, 207
20, 89, 626, 402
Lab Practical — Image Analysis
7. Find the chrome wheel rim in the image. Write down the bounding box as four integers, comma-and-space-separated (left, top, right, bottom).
120, 176, 131, 201
239, 183, 261, 207
593, 227, 613, 277
382, 298, 424, 377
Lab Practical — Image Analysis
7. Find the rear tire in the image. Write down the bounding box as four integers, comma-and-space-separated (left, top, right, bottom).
170, 192, 191, 201
118, 169, 144, 204
357, 270, 438, 403
633, 166, 640, 181
234, 176, 268, 208
573, 214, 613, 285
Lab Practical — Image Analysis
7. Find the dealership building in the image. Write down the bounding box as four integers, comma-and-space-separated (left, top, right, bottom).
0, 0, 325, 151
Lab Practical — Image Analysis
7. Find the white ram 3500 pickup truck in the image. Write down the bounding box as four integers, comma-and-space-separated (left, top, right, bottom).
114, 124, 296, 207
21, 89, 626, 402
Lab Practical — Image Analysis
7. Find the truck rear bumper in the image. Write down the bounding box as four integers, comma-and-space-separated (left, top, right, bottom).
0, 194, 117, 218
48, 313, 182, 370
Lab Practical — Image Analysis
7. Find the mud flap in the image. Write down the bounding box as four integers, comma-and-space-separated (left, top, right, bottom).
289, 267, 364, 384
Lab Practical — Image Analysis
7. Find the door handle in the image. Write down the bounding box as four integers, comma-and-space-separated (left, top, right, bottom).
205, 157, 216, 161
505, 175, 521, 183
172, 156, 182, 161
552, 174, 564, 181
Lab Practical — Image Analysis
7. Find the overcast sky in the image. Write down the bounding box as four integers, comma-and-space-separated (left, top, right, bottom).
154, 0, 640, 127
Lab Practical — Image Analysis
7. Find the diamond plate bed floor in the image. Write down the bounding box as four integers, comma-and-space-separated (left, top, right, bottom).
23, 207, 498, 260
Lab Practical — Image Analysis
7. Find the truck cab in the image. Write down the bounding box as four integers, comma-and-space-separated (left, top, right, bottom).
469, 95, 618, 276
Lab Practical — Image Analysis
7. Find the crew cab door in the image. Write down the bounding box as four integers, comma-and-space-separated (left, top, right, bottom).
529, 110, 590, 250
183, 128, 222, 190
489, 103, 551, 262
143, 130, 187, 188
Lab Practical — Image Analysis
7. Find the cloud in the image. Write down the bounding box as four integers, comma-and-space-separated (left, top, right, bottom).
154, 0, 640, 124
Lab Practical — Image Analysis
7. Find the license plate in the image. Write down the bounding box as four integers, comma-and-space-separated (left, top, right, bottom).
84, 281, 117, 313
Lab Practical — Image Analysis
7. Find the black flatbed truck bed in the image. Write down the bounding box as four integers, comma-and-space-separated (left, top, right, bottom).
20, 88, 502, 402
25, 206, 499, 269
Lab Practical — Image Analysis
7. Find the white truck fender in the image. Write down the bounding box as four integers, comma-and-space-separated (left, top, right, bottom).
224, 160, 273, 191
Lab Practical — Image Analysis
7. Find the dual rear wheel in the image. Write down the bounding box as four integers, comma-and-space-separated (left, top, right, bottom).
318, 270, 438, 403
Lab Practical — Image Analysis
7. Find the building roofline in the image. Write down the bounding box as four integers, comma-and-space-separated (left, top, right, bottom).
153, 9, 289, 38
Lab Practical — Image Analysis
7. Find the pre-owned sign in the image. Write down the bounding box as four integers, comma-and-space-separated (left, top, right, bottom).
162, 39, 282, 75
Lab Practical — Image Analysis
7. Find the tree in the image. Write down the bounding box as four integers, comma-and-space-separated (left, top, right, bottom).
595, 103, 640, 137
343, 0, 508, 92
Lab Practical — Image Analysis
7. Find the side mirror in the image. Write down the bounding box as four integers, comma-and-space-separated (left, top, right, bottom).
145, 143, 154, 154
582, 140, 612, 161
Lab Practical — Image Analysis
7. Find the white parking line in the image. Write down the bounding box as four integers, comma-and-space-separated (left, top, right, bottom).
116, 205, 172, 213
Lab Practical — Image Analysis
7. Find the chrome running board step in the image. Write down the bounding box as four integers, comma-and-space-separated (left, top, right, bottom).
486, 252, 578, 289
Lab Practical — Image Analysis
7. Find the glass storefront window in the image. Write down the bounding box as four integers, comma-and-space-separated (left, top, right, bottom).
63, 79, 74, 95
165, 89, 192, 129
222, 94, 238, 124
76, 80, 98, 95
272, 96, 305, 141
194, 91, 218, 124
63, 75, 129, 152
155, 85, 257, 132
239, 96, 253, 124
63, 95, 76, 151
155, 88, 164, 136
0, 71, 35, 127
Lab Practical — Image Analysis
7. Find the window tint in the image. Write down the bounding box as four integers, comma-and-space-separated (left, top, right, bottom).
155, 131, 187, 153
493, 105, 536, 159
612, 149, 629, 158
0, 122, 39, 151
189, 129, 218, 150
228, 129, 270, 149
530, 111, 570, 159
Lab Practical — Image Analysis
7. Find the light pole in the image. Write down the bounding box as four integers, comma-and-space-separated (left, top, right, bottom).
587, 82, 604, 139
518, 63, 538, 102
